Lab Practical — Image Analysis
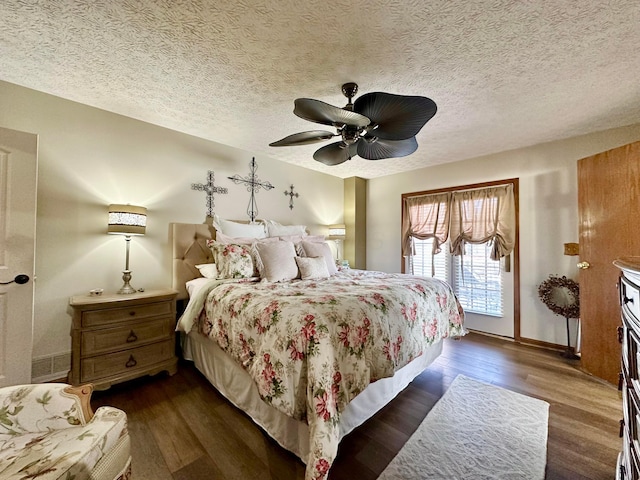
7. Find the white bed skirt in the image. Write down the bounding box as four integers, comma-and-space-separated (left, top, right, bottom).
183, 331, 443, 463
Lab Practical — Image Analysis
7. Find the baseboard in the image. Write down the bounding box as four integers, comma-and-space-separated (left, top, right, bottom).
467, 329, 515, 342
467, 330, 574, 354
517, 336, 575, 354
31, 352, 71, 383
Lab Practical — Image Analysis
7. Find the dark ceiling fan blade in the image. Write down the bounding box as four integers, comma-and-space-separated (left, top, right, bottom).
356, 136, 418, 160
294, 98, 370, 128
269, 130, 337, 146
354, 92, 437, 140
313, 141, 358, 166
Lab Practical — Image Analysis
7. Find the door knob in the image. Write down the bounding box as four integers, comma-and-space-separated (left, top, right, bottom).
0, 274, 30, 285
577, 261, 590, 270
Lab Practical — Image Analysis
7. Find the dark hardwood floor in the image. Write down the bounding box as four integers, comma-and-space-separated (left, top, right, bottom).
91, 332, 622, 479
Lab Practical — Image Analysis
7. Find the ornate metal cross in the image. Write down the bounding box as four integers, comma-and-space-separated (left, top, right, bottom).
284, 184, 299, 210
191, 170, 228, 218
228, 158, 274, 222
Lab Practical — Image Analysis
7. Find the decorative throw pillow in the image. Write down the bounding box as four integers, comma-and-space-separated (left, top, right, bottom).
213, 214, 267, 238
209, 242, 254, 279
295, 256, 330, 280
290, 235, 326, 255
299, 241, 338, 275
213, 235, 278, 276
264, 220, 307, 237
253, 241, 299, 282
195, 263, 218, 279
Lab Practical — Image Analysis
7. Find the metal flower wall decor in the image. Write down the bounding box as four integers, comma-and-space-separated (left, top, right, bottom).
537, 275, 580, 319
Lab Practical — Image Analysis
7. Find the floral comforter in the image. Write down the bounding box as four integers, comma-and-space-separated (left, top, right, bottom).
177, 269, 465, 480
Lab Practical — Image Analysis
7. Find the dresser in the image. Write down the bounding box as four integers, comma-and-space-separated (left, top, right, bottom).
615, 258, 640, 479
68, 289, 178, 390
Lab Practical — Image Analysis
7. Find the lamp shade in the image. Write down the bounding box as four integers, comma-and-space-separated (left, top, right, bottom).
107, 204, 147, 235
327, 224, 346, 240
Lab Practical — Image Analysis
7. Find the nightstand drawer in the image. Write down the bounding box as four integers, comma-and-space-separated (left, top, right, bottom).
82, 301, 173, 328
81, 316, 174, 356
80, 340, 174, 383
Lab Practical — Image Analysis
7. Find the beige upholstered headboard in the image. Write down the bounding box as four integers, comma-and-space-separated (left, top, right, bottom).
170, 223, 216, 300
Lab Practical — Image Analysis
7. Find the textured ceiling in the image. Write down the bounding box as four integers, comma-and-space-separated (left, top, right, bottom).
2, 1, 640, 179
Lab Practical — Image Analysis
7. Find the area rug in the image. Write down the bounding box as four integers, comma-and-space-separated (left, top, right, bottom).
378, 374, 549, 479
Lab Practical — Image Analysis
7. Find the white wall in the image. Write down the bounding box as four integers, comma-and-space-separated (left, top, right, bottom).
0, 80, 344, 365
4, 77, 640, 367
368, 124, 640, 346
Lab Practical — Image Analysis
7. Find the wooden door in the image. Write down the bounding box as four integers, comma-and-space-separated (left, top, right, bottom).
578, 140, 640, 384
0, 126, 38, 387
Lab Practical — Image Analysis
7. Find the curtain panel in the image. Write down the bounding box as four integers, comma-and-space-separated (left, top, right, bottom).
449, 184, 515, 260
401, 192, 452, 257
402, 183, 515, 260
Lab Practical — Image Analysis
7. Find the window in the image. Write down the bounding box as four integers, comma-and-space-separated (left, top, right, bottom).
402, 181, 515, 319
412, 238, 503, 317
412, 237, 450, 284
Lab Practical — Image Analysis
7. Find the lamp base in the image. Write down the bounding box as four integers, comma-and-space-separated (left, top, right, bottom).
117, 270, 137, 294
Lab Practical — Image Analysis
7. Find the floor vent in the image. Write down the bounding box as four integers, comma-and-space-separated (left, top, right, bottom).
31, 352, 71, 383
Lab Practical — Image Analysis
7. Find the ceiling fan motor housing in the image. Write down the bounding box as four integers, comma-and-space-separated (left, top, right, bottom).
341, 124, 362, 145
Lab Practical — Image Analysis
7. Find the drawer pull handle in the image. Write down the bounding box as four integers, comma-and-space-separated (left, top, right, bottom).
126, 330, 138, 343
125, 355, 137, 368
620, 418, 624, 438
129, 311, 136, 316
624, 296, 634, 305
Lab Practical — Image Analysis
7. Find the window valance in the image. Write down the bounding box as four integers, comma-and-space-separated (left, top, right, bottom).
402, 183, 515, 260
401, 192, 451, 257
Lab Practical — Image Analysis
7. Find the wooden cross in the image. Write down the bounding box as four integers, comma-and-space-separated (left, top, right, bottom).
228, 158, 274, 222
191, 170, 228, 218
284, 184, 299, 210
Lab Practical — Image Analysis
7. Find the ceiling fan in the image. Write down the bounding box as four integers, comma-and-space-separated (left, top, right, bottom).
269, 82, 437, 166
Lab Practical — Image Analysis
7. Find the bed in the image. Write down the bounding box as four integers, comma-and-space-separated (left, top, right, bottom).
171, 222, 465, 480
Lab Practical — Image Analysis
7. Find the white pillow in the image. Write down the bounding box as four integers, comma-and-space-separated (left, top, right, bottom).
213, 214, 267, 238
195, 263, 218, 279
264, 220, 307, 237
295, 256, 330, 280
299, 241, 338, 275
280, 234, 325, 244
216, 231, 278, 245
254, 241, 299, 282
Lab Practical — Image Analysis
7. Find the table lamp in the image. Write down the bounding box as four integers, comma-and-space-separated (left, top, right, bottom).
107, 204, 146, 294
327, 224, 346, 261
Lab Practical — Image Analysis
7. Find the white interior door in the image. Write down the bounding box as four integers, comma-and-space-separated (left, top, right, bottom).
0, 126, 38, 387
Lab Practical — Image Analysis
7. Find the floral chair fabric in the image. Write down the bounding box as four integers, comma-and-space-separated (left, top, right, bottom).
0, 383, 131, 480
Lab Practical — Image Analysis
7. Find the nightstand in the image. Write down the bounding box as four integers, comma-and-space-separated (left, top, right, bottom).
68, 288, 178, 390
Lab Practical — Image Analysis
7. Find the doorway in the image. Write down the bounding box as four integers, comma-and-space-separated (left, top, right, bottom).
0, 126, 38, 386
578, 140, 640, 384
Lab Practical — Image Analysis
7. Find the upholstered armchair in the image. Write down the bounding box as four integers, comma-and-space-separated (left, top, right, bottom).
0, 383, 131, 480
